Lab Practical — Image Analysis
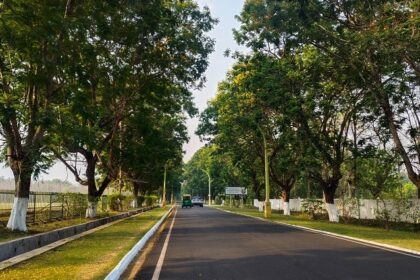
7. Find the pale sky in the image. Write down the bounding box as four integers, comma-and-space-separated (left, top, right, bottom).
184, 0, 247, 160
0, 0, 246, 184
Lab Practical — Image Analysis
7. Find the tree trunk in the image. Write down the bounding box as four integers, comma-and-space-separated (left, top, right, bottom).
7, 159, 33, 231
323, 186, 339, 223
85, 157, 99, 218
132, 182, 142, 208
86, 200, 98, 218
86, 175, 112, 218
282, 189, 291, 215
415, 181, 420, 199
251, 172, 262, 201
375, 83, 420, 199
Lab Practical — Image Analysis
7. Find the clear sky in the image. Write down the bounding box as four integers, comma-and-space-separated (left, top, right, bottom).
0, 0, 246, 184
184, 0, 246, 160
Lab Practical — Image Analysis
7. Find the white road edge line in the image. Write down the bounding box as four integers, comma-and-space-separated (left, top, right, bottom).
104, 206, 174, 280
215, 207, 420, 259
152, 208, 178, 280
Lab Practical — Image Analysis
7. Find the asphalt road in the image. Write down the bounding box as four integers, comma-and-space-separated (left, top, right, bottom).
135, 206, 419, 280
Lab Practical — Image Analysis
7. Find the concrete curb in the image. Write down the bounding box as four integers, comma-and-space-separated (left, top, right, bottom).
104, 206, 175, 280
216, 207, 420, 259
0, 206, 156, 263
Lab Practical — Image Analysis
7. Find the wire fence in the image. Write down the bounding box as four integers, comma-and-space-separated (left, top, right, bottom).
0, 191, 108, 224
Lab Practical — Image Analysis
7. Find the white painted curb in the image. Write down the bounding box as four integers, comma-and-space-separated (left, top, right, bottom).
104, 206, 175, 280
217, 208, 420, 259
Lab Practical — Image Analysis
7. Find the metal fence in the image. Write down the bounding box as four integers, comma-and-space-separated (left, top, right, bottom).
0, 191, 108, 224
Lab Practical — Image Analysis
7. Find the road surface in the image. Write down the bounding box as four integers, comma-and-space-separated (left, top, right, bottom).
134, 206, 419, 280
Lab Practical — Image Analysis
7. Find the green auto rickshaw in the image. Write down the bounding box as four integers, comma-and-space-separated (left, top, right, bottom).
182, 194, 193, 208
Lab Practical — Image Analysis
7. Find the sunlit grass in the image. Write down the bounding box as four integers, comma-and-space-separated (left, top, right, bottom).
0, 211, 120, 243
217, 206, 420, 251
0, 207, 167, 280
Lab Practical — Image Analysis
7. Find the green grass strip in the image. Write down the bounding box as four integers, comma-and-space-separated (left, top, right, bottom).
0, 207, 167, 280
218, 206, 420, 251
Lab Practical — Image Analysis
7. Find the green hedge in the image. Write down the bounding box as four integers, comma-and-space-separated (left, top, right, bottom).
144, 195, 158, 206
108, 194, 134, 211
108, 194, 158, 210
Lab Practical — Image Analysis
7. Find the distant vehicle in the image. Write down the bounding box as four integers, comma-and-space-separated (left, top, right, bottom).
182, 194, 193, 208
192, 196, 204, 207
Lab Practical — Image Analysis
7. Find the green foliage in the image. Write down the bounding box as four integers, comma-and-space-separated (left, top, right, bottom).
197, 0, 420, 203
233, 0, 420, 198
301, 199, 327, 220
0, 0, 217, 230
108, 194, 125, 211
144, 195, 158, 207
59, 193, 88, 218
183, 145, 242, 200
354, 150, 403, 198
375, 199, 417, 230
136, 196, 145, 207
108, 193, 135, 211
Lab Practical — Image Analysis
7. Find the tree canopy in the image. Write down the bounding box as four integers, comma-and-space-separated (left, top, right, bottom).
0, 0, 216, 230
191, 0, 419, 222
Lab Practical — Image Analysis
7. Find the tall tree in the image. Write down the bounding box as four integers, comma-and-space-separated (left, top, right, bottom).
51, 0, 215, 218
235, 0, 420, 197
233, 0, 384, 221
0, 0, 78, 231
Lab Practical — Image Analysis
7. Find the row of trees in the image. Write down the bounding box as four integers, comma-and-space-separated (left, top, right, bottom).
0, 0, 216, 231
195, 0, 419, 222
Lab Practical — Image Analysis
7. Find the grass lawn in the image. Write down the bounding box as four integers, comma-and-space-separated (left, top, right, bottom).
0, 211, 120, 243
217, 206, 420, 252
0, 207, 168, 280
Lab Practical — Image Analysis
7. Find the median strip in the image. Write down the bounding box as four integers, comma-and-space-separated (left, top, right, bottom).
0, 207, 168, 280
0, 206, 155, 265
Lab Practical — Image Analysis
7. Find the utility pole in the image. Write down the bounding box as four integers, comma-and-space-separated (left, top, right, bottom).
118, 120, 124, 195
201, 169, 211, 206
258, 125, 271, 218
162, 161, 168, 207
171, 185, 174, 205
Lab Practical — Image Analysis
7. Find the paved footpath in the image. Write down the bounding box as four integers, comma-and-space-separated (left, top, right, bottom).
134, 206, 419, 280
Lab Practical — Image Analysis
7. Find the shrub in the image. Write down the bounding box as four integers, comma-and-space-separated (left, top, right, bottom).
108, 194, 126, 211
376, 198, 416, 229
136, 196, 145, 207
144, 195, 158, 206
301, 199, 326, 220
58, 193, 87, 218
214, 195, 223, 205
337, 197, 362, 223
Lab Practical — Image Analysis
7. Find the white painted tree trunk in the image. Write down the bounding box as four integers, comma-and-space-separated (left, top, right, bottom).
283, 202, 291, 215
131, 199, 138, 208
85, 201, 98, 218
7, 197, 29, 232
325, 203, 339, 222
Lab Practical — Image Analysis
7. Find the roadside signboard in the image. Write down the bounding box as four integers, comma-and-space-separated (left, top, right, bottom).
225, 187, 247, 195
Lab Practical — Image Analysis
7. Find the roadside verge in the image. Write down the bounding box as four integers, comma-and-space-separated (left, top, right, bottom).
0, 207, 168, 280
0, 206, 155, 265
216, 207, 420, 258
